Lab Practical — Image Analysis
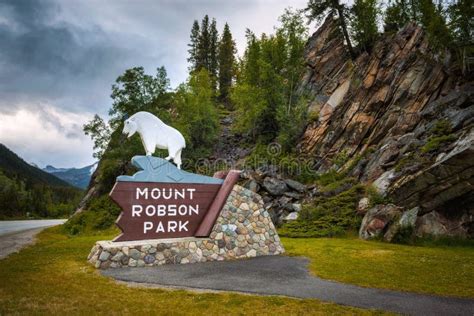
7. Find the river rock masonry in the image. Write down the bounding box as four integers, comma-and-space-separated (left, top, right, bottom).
88, 185, 285, 268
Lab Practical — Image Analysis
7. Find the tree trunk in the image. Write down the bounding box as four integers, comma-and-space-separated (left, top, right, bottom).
336, 6, 356, 59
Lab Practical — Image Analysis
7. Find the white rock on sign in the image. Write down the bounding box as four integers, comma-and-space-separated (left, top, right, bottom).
122, 111, 186, 169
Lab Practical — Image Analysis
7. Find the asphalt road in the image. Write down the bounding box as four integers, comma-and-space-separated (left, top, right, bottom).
0, 219, 66, 259
103, 255, 474, 316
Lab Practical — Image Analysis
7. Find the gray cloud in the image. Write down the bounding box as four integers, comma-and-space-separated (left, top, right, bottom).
0, 0, 310, 167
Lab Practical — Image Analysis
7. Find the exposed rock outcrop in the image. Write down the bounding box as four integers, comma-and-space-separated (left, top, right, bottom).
299, 15, 473, 240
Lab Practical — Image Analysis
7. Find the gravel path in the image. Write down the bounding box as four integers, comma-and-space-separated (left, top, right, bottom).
0, 228, 44, 259
103, 255, 474, 315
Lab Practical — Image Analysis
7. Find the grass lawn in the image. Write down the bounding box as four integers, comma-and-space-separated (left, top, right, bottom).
282, 237, 474, 298
0, 228, 387, 315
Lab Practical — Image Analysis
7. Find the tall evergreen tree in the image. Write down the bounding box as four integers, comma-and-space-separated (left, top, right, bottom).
448, 0, 474, 74
448, 0, 473, 43
187, 20, 200, 71
417, 0, 451, 49
384, 0, 410, 33
232, 9, 308, 146
306, 0, 356, 58
218, 23, 236, 106
197, 15, 210, 71
243, 29, 261, 86
209, 18, 219, 92
351, 0, 380, 52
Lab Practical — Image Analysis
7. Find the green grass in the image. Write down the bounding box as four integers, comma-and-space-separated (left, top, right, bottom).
0, 228, 387, 315
282, 237, 474, 298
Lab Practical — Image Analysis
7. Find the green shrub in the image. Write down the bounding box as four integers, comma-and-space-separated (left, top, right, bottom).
332, 150, 350, 168
307, 110, 319, 123
319, 177, 356, 193
280, 184, 366, 238
316, 169, 346, 186
432, 119, 452, 136
391, 226, 415, 244
366, 185, 391, 206
63, 195, 121, 235
421, 134, 457, 153
421, 119, 456, 153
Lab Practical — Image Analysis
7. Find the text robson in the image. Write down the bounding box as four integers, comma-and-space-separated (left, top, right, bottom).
132, 204, 199, 217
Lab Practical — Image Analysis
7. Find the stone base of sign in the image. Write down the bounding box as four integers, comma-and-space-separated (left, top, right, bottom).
88, 185, 285, 269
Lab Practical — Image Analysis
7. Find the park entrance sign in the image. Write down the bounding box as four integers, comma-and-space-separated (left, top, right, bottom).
110, 155, 240, 242
88, 111, 284, 269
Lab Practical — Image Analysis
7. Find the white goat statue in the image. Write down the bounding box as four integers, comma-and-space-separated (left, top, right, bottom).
122, 111, 186, 169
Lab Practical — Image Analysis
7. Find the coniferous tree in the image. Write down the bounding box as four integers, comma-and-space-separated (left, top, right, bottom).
187, 20, 200, 71
174, 69, 219, 159
197, 15, 210, 71
232, 9, 308, 146
351, 0, 380, 52
218, 23, 236, 106
417, 0, 451, 49
306, 0, 356, 58
384, 0, 410, 33
243, 29, 261, 86
448, 0, 473, 43
448, 0, 474, 74
209, 18, 219, 92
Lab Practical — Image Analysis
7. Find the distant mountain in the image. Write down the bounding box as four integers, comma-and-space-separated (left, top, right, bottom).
0, 143, 72, 187
43, 162, 97, 189
43, 165, 69, 173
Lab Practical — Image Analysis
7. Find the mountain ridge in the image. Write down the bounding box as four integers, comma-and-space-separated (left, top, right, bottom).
43, 162, 97, 189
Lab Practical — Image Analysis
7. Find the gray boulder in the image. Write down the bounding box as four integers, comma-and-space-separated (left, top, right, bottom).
284, 179, 306, 192
262, 177, 288, 196
415, 210, 472, 238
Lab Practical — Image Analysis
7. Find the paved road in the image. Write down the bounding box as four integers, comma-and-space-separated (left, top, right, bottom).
0, 219, 66, 236
103, 255, 474, 316
0, 219, 66, 259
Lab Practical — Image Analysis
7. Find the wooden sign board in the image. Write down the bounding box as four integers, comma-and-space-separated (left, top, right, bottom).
111, 182, 220, 241
109, 156, 240, 242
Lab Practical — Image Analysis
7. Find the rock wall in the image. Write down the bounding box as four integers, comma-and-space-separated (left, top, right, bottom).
297, 15, 473, 239
88, 185, 284, 268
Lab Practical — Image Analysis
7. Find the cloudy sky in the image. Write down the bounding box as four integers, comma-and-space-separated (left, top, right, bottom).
0, 0, 312, 168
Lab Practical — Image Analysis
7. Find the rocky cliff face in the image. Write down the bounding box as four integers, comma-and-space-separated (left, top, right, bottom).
297, 15, 473, 240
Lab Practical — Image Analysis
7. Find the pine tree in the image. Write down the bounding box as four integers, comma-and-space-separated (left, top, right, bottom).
448, 0, 474, 74
232, 10, 308, 144
218, 23, 236, 106
306, 0, 356, 58
197, 15, 210, 71
449, 0, 473, 43
243, 29, 261, 86
352, 0, 380, 52
209, 18, 219, 92
187, 20, 200, 72
384, 0, 410, 33
417, 0, 451, 49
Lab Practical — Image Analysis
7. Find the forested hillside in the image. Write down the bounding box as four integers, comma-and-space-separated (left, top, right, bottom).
0, 144, 82, 219
69, 0, 473, 241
